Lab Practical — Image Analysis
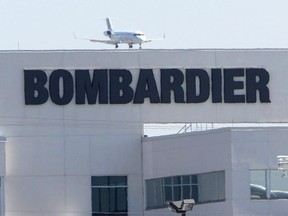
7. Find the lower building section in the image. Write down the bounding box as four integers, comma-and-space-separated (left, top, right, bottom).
2, 127, 288, 215
142, 127, 288, 216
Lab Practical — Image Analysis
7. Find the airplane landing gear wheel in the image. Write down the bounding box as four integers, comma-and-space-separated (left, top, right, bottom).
115, 44, 119, 48
129, 44, 133, 49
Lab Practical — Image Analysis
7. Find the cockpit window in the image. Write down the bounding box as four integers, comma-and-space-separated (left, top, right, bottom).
134, 33, 144, 36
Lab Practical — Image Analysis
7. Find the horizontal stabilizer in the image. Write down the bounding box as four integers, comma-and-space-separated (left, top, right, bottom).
73, 32, 118, 45
143, 33, 165, 43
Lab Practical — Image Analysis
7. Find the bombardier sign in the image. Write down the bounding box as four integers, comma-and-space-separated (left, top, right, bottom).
24, 68, 270, 105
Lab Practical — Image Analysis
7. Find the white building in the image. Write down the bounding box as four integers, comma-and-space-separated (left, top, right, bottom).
143, 127, 288, 216
0, 49, 287, 216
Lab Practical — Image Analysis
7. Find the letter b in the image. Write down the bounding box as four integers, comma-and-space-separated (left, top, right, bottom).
24, 70, 49, 105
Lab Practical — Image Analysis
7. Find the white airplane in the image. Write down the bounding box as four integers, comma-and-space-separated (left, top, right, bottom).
75, 18, 165, 49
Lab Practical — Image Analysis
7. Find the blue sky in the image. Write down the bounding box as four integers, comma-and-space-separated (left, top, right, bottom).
1, 0, 288, 50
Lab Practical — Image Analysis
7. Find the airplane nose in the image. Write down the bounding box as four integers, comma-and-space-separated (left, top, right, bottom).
139, 36, 146, 40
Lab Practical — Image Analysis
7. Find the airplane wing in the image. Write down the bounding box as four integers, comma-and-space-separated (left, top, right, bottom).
73, 33, 118, 45
89, 39, 117, 45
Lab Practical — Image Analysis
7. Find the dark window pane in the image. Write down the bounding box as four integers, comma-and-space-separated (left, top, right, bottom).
109, 188, 116, 212
116, 187, 127, 212
173, 176, 181, 185
173, 186, 181, 201
92, 188, 100, 212
92, 176, 128, 215
183, 185, 191, 199
93, 213, 107, 216
92, 176, 109, 186
100, 188, 109, 212
154, 179, 163, 207
191, 175, 198, 184
192, 185, 199, 203
111, 214, 127, 216
164, 186, 172, 201
164, 177, 172, 185
182, 176, 190, 184
109, 176, 127, 186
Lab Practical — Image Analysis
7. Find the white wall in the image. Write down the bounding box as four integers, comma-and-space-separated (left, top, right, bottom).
143, 129, 232, 178
4, 124, 143, 216
0, 137, 6, 216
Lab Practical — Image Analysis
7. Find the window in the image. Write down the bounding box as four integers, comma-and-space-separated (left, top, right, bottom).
250, 170, 288, 200
250, 170, 267, 199
270, 170, 288, 199
198, 171, 225, 202
146, 171, 225, 209
133, 33, 144, 36
91, 176, 128, 216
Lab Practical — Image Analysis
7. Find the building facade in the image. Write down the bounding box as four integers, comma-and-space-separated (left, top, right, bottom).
0, 50, 287, 216
143, 127, 288, 216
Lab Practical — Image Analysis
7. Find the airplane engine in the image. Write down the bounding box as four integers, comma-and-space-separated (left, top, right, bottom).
104, 31, 112, 37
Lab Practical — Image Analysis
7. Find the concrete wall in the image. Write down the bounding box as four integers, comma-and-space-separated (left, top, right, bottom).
4, 123, 143, 216
0, 137, 6, 216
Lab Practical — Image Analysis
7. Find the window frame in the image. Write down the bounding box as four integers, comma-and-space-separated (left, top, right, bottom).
91, 176, 128, 216
146, 170, 225, 210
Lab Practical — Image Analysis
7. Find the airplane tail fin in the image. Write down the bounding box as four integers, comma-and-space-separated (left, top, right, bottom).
106, 18, 113, 31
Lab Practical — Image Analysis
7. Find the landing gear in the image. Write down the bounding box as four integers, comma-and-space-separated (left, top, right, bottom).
115, 44, 119, 48
129, 44, 133, 49
139, 44, 142, 49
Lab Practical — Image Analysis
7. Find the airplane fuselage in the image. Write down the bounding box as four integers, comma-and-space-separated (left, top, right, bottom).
109, 31, 146, 45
